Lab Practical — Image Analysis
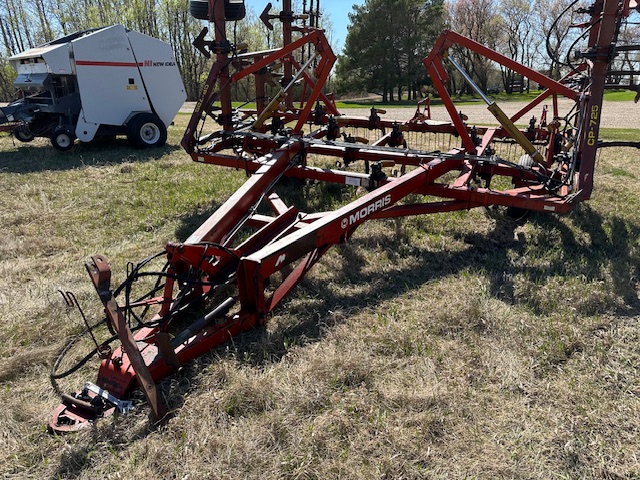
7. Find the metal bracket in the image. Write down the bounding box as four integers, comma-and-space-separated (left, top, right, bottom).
83, 382, 133, 414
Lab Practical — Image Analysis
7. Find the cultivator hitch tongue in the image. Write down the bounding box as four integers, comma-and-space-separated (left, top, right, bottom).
50, 246, 246, 433
85, 256, 168, 421
49, 0, 639, 432
50, 255, 170, 433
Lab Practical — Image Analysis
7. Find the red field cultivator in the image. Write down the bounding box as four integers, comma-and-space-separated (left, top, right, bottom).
50, 0, 639, 431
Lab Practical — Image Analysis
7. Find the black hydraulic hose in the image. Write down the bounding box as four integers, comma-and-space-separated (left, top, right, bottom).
50, 325, 121, 396
51, 244, 239, 396
546, 0, 583, 69
171, 297, 237, 347
50, 330, 118, 380
565, 20, 599, 73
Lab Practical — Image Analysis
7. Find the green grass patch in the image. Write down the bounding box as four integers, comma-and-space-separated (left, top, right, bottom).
599, 127, 640, 142
1, 115, 639, 479
173, 90, 638, 113
602, 89, 637, 101
336, 89, 638, 108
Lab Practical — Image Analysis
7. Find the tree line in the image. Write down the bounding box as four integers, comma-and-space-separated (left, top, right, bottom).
1, 0, 637, 104
336, 0, 639, 101
336, 0, 445, 102
0, 0, 289, 102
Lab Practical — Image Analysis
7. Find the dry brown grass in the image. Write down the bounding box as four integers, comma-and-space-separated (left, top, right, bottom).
1, 112, 639, 479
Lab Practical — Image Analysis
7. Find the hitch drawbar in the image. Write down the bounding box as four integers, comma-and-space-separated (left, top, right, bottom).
50, 382, 133, 433
83, 382, 133, 414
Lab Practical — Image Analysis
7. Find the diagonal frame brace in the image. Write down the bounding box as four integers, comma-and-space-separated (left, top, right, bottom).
86, 255, 168, 422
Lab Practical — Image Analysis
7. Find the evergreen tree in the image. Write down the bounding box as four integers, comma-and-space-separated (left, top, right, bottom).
336, 0, 444, 101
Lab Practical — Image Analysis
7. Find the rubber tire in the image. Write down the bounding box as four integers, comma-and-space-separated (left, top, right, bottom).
506, 154, 534, 220
126, 113, 167, 148
224, 1, 246, 20
14, 127, 34, 143
189, 0, 246, 21
189, 0, 209, 19
50, 127, 75, 151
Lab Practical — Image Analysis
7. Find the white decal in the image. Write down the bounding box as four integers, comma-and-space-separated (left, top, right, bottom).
275, 253, 287, 267
341, 194, 392, 229
345, 176, 360, 186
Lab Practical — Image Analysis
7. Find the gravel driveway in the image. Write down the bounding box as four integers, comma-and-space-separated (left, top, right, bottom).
337, 98, 639, 130
180, 99, 639, 129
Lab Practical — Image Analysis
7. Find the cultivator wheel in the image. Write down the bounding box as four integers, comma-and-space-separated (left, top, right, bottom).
14, 126, 34, 142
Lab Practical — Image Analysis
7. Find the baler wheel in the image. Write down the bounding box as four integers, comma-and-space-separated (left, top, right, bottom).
189, 0, 209, 19
126, 113, 167, 148
189, 0, 246, 21
50, 127, 75, 151
14, 127, 34, 143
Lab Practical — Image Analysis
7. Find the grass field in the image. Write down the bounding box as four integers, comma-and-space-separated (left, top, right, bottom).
335, 89, 639, 108
0, 110, 639, 479
192, 90, 638, 111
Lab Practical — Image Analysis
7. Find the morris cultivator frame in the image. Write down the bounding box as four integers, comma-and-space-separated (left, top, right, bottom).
50, 0, 639, 431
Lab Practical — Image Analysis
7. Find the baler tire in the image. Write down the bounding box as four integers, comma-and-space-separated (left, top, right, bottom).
189, 0, 209, 19
126, 113, 167, 148
506, 154, 534, 221
50, 127, 75, 151
224, 1, 246, 20
189, 0, 246, 21
14, 127, 34, 143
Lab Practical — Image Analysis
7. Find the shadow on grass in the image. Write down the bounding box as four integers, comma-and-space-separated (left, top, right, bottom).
460, 206, 640, 312
174, 199, 227, 242
167, 186, 640, 372
213, 203, 640, 369
167, 179, 640, 369
51, 188, 640, 470
0, 137, 182, 174
53, 418, 159, 479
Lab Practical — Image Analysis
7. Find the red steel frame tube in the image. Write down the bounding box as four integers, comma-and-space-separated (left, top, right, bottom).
50, 0, 635, 433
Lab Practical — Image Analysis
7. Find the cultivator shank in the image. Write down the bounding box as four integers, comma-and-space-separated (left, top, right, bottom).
50, 0, 639, 432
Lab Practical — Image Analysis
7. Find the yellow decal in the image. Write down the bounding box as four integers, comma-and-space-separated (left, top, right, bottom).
587, 105, 599, 146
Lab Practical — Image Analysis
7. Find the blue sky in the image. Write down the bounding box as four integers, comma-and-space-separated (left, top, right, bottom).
243, 0, 365, 54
